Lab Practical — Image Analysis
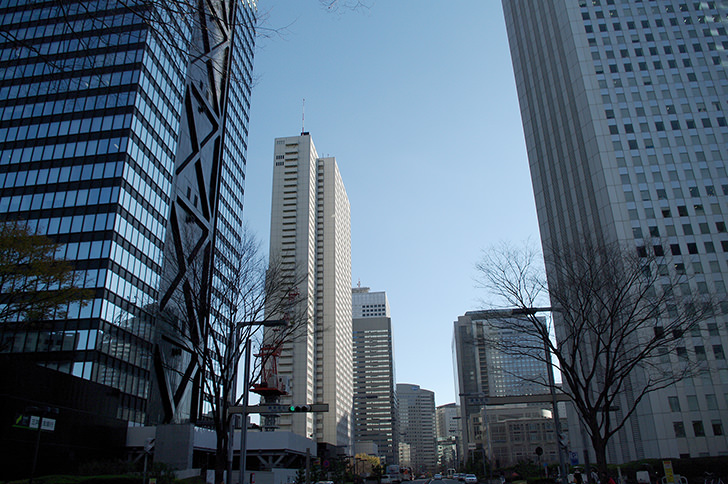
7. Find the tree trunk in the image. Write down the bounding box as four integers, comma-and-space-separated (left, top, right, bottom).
591, 434, 609, 479
215, 430, 228, 484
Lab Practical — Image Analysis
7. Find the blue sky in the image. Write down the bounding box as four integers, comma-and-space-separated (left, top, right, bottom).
243, 0, 541, 407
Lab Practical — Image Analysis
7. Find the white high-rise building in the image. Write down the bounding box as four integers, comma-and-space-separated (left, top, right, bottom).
268, 133, 353, 448
503, 0, 728, 461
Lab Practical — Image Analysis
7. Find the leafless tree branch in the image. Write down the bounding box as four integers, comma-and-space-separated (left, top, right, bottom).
476, 236, 717, 473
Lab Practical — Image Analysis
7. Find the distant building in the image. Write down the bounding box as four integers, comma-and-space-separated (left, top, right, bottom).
453, 311, 560, 466
480, 405, 564, 468
436, 403, 461, 440
267, 133, 352, 448
352, 285, 391, 318
397, 383, 437, 474
436, 403, 461, 470
353, 286, 398, 464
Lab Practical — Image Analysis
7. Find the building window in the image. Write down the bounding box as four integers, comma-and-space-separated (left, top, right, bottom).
668, 396, 681, 412
714, 345, 725, 360
673, 421, 686, 437
693, 421, 705, 437
712, 421, 724, 436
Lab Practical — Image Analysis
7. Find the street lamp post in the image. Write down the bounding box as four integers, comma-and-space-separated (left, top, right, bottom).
230, 319, 287, 484
510, 308, 568, 484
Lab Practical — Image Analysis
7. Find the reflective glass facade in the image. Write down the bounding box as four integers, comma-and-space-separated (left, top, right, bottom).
0, 0, 256, 427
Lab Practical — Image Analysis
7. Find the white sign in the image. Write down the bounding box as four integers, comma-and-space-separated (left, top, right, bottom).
30, 416, 56, 432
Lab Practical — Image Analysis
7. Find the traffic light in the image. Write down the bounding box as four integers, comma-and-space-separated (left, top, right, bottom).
288, 405, 312, 412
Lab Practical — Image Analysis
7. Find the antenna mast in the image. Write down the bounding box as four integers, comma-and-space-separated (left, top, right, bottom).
301, 98, 305, 134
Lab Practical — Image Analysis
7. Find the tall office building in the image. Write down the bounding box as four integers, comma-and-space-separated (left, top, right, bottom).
397, 383, 437, 474
0, 0, 256, 473
268, 133, 353, 448
453, 311, 553, 464
503, 0, 728, 461
436, 403, 461, 441
435, 403, 460, 470
352, 286, 398, 464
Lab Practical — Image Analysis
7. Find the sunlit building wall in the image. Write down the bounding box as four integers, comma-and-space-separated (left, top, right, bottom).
268, 133, 353, 448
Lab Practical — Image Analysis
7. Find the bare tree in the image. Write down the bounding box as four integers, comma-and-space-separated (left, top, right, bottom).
160, 223, 306, 483
476, 237, 716, 475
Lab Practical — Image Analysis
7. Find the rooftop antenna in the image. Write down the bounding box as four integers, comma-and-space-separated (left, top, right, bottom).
301, 98, 305, 135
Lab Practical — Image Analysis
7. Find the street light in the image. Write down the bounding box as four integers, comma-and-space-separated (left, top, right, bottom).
509, 308, 568, 484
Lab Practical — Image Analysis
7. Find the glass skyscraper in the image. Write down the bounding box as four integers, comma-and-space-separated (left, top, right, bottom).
503, 0, 727, 461
0, 0, 256, 470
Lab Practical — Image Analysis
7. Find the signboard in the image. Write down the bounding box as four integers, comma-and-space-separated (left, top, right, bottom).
13, 415, 55, 432
30, 416, 56, 432
229, 403, 329, 415
468, 443, 477, 450
662, 461, 674, 484
569, 452, 579, 466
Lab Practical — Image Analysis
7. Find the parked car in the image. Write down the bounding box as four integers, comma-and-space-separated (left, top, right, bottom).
465, 475, 478, 484
434, 474, 443, 480
454, 474, 465, 481
381, 475, 395, 484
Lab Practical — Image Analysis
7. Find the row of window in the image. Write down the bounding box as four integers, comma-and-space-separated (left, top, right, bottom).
613, 131, 722, 152
675, 344, 725, 360
0, 135, 129, 166
673, 419, 723, 438
0, 113, 132, 148
636, 220, 725, 238
611, 116, 727, 134
0, 184, 118, 210
581, 0, 721, 12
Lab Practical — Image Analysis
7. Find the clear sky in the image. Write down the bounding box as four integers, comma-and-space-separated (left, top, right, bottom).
243, 0, 541, 407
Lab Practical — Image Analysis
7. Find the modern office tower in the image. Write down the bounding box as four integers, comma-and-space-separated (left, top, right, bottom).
453, 311, 554, 465
436, 403, 461, 470
436, 403, 461, 441
353, 284, 391, 318
503, 0, 728, 461
0, 0, 256, 473
397, 383, 437, 474
268, 133, 353, 448
353, 286, 398, 464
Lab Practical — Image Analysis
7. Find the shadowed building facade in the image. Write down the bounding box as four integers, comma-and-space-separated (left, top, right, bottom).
503, 0, 728, 462
0, 0, 256, 476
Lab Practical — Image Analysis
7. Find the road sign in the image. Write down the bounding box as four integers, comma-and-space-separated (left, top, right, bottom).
229, 403, 329, 415
28, 416, 56, 432
569, 452, 579, 465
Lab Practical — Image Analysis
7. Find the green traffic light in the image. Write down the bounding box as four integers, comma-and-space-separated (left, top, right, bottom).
289, 406, 296, 412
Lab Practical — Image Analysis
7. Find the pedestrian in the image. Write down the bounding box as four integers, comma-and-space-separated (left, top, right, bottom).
591, 470, 599, 484
575, 470, 584, 484
601, 472, 617, 484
